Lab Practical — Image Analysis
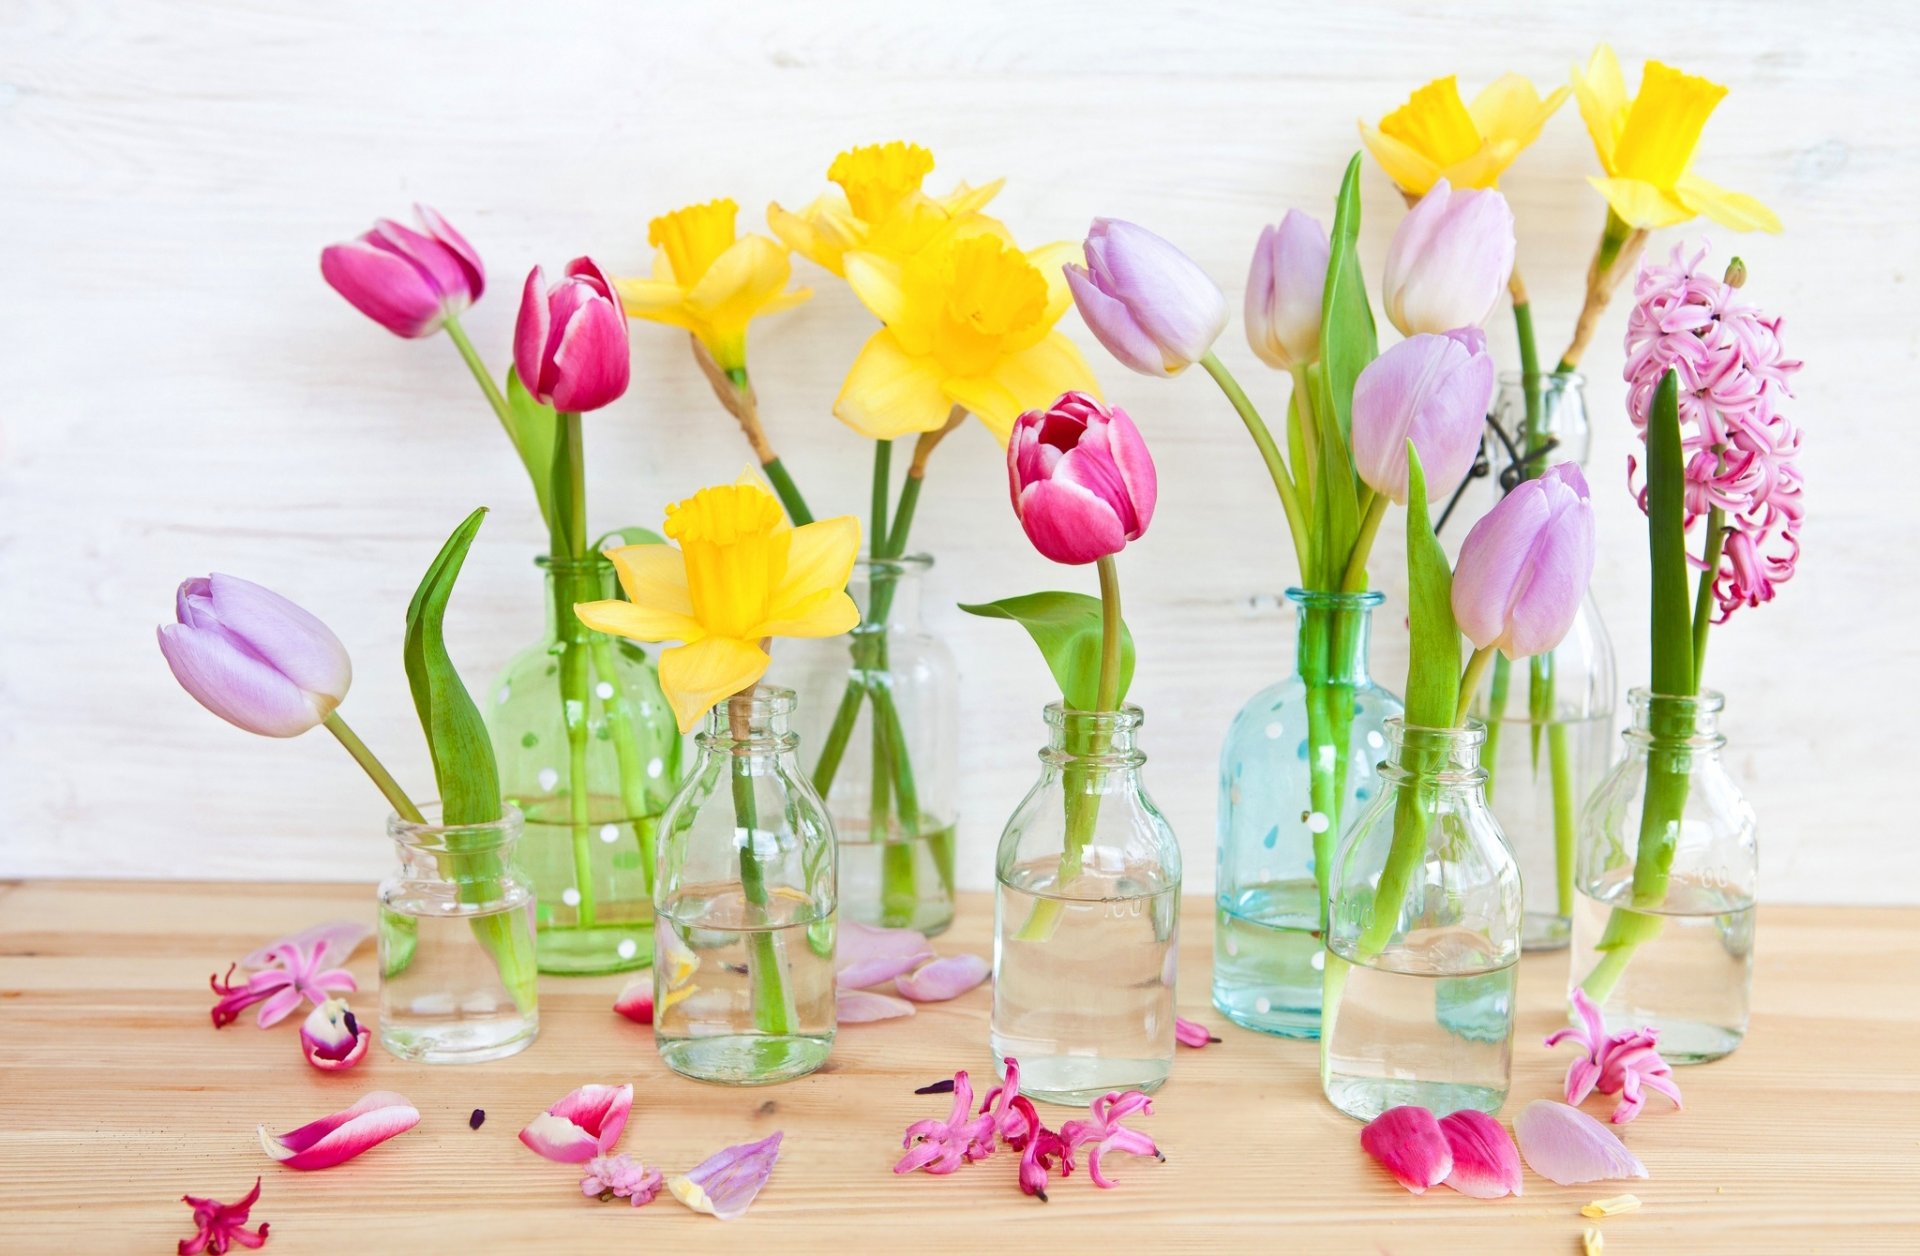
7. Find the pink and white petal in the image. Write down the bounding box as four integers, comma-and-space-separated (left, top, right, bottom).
259, 1091, 420, 1170
613, 978, 654, 1024
243, 922, 373, 971
519, 1114, 603, 1163
304, 1025, 370, 1072
1360, 1106, 1454, 1194
894, 954, 990, 1003
837, 989, 917, 1022
524, 1083, 634, 1160
669, 1131, 783, 1220
1438, 1110, 1523, 1199
1017, 478, 1128, 565
1513, 1100, 1648, 1186
835, 920, 934, 989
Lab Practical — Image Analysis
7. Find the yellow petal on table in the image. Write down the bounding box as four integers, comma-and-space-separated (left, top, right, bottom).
574, 596, 703, 647
607, 543, 697, 618
1580, 1193, 1643, 1218
1587, 176, 1696, 230
947, 332, 1100, 446
1359, 120, 1444, 196
658, 636, 771, 733
1612, 60, 1727, 187
1572, 44, 1631, 171
1676, 173, 1782, 233
833, 329, 955, 440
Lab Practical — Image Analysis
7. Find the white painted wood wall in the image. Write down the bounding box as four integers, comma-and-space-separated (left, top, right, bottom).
2, 0, 1909, 902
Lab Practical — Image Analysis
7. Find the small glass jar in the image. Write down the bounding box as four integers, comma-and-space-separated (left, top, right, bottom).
787, 555, 959, 935
991, 704, 1181, 1106
653, 685, 836, 1085
1571, 689, 1757, 1064
378, 804, 539, 1064
489, 554, 683, 975
1215, 588, 1403, 1038
1321, 720, 1522, 1121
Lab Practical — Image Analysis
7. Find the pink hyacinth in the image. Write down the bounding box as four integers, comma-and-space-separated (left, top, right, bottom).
1058, 1090, 1163, 1189
895, 1069, 997, 1175
1624, 242, 1804, 622
210, 924, 367, 1029
1546, 988, 1683, 1125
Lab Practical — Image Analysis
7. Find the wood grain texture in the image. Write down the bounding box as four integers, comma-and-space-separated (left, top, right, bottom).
0, 882, 1916, 1252
0, 1, 1914, 900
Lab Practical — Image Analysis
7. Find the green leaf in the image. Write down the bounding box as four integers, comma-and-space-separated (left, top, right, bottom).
1402, 445, 1459, 729
958, 592, 1135, 711
404, 507, 502, 825
504, 369, 559, 535
1318, 153, 1378, 445
1646, 369, 1694, 696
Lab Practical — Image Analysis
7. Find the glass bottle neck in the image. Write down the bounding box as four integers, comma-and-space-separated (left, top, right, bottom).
1378, 719, 1488, 792
1498, 371, 1591, 465
851, 555, 929, 631
1041, 704, 1145, 768
696, 685, 800, 757
539, 554, 619, 641
1624, 687, 1726, 756
1289, 589, 1381, 686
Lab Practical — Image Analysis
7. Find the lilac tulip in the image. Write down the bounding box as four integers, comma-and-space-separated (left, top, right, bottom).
158, 575, 352, 738
1351, 329, 1495, 504
1382, 180, 1516, 337
1008, 391, 1157, 565
514, 257, 631, 412
1245, 210, 1330, 370
1453, 462, 1596, 659
1064, 219, 1226, 376
320, 205, 484, 338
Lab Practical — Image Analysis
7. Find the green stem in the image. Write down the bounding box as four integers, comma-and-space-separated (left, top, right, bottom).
552, 412, 597, 928
869, 440, 892, 559
324, 712, 425, 823
1201, 351, 1311, 573
1455, 647, 1497, 727
731, 692, 794, 1035
1095, 555, 1122, 711
444, 316, 510, 425
889, 473, 924, 557
1548, 721, 1576, 917
1339, 493, 1389, 592
587, 635, 661, 896
1691, 506, 1727, 692
762, 457, 814, 526
1483, 654, 1511, 799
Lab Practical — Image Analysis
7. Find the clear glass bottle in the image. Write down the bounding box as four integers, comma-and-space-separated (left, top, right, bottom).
787, 555, 958, 935
1474, 373, 1618, 952
1321, 720, 1522, 1121
991, 704, 1181, 1106
1215, 589, 1403, 1038
1570, 689, 1756, 1064
379, 804, 539, 1064
489, 554, 683, 975
653, 685, 836, 1085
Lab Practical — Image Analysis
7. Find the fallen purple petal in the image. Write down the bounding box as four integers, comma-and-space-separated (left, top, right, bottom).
1438, 1109, 1523, 1199
670, 1131, 783, 1220
1360, 1106, 1453, 1194
1514, 1100, 1650, 1186
913, 1078, 957, 1095
837, 989, 916, 1022
469, 1109, 486, 1130
836, 920, 935, 989
894, 954, 990, 1002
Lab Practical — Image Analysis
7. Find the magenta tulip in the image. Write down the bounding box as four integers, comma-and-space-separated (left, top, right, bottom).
158, 575, 352, 738
1453, 462, 1596, 659
1351, 329, 1495, 504
1382, 180, 1515, 337
1064, 219, 1226, 376
1245, 210, 1329, 370
1008, 391, 1157, 565
320, 205, 484, 338
514, 257, 631, 412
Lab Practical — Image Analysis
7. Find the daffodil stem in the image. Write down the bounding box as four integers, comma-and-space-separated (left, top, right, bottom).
444, 316, 510, 425
870, 440, 892, 557
1201, 351, 1311, 576
762, 458, 813, 526
324, 712, 425, 824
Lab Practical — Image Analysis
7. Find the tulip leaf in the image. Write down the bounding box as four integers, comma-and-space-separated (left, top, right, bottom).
404, 506, 502, 825
504, 368, 559, 535
958, 592, 1134, 711
1318, 153, 1378, 444
1402, 445, 1459, 729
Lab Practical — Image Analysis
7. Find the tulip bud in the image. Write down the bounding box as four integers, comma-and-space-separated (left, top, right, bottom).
1382, 180, 1516, 337
1452, 462, 1596, 659
514, 257, 631, 412
1064, 219, 1226, 376
158, 575, 353, 737
1245, 211, 1330, 370
320, 205, 484, 338
1008, 391, 1158, 565
1351, 329, 1495, 504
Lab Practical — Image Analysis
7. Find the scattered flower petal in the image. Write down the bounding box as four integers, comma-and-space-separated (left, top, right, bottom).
1175, 1016, 1220, 1047
894, 954, 990, 1002
1583, 1225, 1605, 1255
1514, 1100, 1649, 1186
613, 978, 654, 1025
977, 1059, 1040, 1149
1582, 1193, 1643, 1218
1438, 1110, 1523, 1199
1360, 1105, 1453, 1194
178, 1177, 269, 1254
519, 1083, 634, 1163
1547, 989, 1682, 1124
896, 1070, 996, 1175
670, 1131, 783, 1220
213, 925, 366, 1029
836, 920, 935, 989
1059, 1090, 1163, 1189
258, 1092, 419, 1171
240, 922, 372, 971
469, 1109, 485, 1130
837, 989, 916, 1022
583, 1153, 663, 1207
298, 999, 369, 1072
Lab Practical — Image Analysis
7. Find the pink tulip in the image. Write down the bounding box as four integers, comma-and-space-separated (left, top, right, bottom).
1350, 329, 1494, 504
514, 257, 631, 412
1008, 391, 1157, 565
1452, 462, 1596, 659
1065, 219, 1226, 376
159, 576, 353, 738
320, 205, 484, 338
1382, 180, 1515, 337
1245, 210, 1329, 370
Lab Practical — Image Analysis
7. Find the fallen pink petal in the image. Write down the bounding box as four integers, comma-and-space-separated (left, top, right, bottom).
212, 924, 366, 1029
240, 921, 371, 971
519, 1083, 634, 1163
1360, 1105, 1453, 1194
258, 1091, 419, 1171
894, 954, 990, 1002
298, 999, 369, 1072
977, 1058, 1040, 1149
1438, 1109, 1523, 1199
613, 979, 653, 1025
836, 920, 935, 989
837, 989, 917, 1022
896, 1069, 995, 1175
1059, 1090, 1163, 1189
582, 1153, 663, 1207
1546, 989, 1682, 1124
1514, 1100, 1650, 1186
178, 1177, 269, 1254
1175, 1016, 1220, 1047
670, 1131, 783, 1220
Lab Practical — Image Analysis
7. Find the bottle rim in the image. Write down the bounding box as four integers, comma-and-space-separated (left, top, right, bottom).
1285, 587, 1387, 610
387, 802, 526, 847
535, 551, 616, 575
1042, 701, 1144, 732
1496, 369, 1587, 388
854, 553, 934, 576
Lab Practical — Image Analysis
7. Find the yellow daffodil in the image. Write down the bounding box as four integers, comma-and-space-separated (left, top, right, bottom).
1572, 45, 1780, 232
616, 198, 812, 377
1361, 73, 1571, 194
575, 477, 859, 732
768, 140, 1004, 276
834, 226, 1098, 443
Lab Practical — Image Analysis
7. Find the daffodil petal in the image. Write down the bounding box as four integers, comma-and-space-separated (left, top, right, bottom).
1467, 74, 1562, 148
1360, 121, 1442, 196
1587, 176, 1695, 229
615, 277, 698, 330
1612, 60, 1727, 187
685, 235, 794, 317
833, 330, 954, 440
575, 597, 703, 645
1572, 44, 1630, 173
765, 515, 860, 625
609, 544, 696, 618
1020, 239, 1083, 348
842, 251, 909, 328
658, 637, 771, 733
936, 177, 1004, 217
1675, 173, 1782, 233
949, 333, 1100, 445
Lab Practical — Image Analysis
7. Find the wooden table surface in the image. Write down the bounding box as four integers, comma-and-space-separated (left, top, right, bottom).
1, 882, 1915, 1254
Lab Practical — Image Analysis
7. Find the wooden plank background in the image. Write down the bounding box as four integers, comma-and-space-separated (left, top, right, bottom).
0, 0, 1910, 898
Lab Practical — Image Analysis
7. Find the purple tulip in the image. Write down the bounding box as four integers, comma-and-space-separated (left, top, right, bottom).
514, 257, 631, 412
1245, 210, 1330, 370
1064, 219, 1226, 376
1453, 462, 1596, 659
1351, 329, 1495, 504
1382, 180, 1516, 337
320, 205, 484, 339
1008, 391, 1157, 565
158, 575, 353, 737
